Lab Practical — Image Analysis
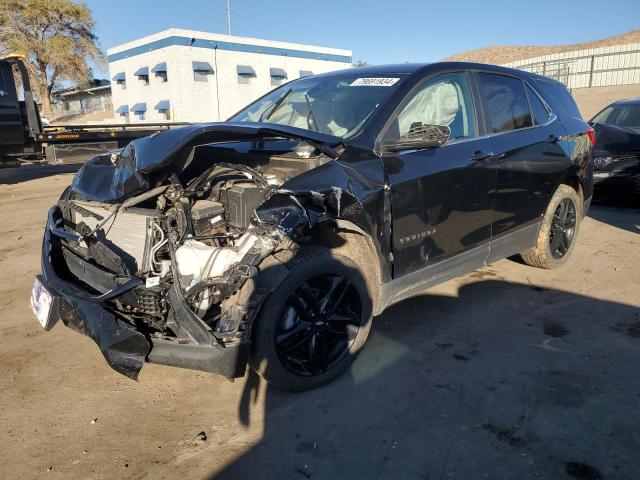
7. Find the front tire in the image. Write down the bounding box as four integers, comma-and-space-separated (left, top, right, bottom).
520, 184, 582, 269
249, 247, 373, 392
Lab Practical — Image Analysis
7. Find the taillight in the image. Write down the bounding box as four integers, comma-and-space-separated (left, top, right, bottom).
586, 127, 596, 146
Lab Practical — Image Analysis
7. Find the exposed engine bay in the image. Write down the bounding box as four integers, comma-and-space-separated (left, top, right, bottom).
35, 122, 383, 382
55, 139, 337, 350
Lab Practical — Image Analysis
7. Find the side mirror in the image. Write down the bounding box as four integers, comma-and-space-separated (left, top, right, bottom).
383, 123, 451, 152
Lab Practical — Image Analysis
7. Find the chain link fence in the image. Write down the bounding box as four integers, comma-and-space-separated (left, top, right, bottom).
504, 43, 640, 91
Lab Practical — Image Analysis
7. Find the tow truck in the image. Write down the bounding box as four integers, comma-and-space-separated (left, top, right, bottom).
0, 54, 187, 167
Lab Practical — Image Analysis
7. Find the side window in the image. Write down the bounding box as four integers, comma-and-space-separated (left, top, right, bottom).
478, 73, 532, 133
386, 72, 477, 143
525, 84, 551, 125
591, 106, 613, 124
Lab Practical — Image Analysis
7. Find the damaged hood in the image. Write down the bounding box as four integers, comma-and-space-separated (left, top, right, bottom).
71, 122, 343, 203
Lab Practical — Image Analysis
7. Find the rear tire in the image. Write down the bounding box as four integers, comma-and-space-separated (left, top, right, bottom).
520, 184, 582, 269
249, 246, 373, 392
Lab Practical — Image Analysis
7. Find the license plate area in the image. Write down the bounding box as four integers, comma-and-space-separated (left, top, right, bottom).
30, 277, 54, 330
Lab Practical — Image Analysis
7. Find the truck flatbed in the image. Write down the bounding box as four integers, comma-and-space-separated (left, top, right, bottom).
0, 54, 191, 167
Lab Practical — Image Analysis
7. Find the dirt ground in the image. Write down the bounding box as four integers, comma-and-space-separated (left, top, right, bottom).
1, 165, 639, 480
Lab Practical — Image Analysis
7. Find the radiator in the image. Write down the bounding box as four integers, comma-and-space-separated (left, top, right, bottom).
68, 201, 154, 273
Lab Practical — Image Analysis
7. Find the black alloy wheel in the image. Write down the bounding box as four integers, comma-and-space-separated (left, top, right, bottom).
274, 274, 362, 377
549, 198, 577, 259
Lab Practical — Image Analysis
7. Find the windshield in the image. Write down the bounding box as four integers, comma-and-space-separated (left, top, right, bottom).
591, 104, 640, 129
230, 74, 405, 138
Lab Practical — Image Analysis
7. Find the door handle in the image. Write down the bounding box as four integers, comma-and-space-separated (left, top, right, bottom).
471, 151, 494, 162
547, 134, 559, 144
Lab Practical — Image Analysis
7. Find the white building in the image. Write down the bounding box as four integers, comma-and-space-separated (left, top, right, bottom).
107, 28, 352, 124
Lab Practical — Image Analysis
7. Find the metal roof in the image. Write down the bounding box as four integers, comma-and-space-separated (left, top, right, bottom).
192, 61, 214, 72
151, 62, 167, 73
270, 67, 287, 78
130, 103, 147, 112
134, 66, 149, 76
236, 65, 256, 76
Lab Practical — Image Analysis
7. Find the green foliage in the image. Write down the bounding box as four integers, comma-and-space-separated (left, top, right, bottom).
0, 0, 104, 113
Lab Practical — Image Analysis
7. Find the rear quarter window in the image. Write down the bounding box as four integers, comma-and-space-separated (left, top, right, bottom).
532, 78, 583, 120
525, 84, 552, 125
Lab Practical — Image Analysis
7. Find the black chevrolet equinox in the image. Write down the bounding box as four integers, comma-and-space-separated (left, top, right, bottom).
32, 62, 593, 390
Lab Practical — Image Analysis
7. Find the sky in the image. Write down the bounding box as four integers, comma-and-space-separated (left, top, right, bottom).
85, 0, 639, 76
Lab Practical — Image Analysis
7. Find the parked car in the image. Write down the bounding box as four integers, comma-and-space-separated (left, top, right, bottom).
589, 98, 640, 198
31, 63, 594, 391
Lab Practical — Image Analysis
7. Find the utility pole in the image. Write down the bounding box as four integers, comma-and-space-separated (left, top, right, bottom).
226, 0, 232, 35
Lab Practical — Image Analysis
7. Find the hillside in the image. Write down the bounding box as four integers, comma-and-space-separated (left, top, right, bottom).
442, 29, 640, 65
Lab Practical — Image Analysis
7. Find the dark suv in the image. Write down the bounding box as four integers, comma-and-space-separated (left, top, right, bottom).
31, 63, 593, 391
589, 98, 640, 197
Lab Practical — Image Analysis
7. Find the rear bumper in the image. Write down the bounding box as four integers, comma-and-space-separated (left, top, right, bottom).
39, 212, 249, 380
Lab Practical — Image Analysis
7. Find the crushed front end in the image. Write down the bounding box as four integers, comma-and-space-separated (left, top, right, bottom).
32, 124, 346, 380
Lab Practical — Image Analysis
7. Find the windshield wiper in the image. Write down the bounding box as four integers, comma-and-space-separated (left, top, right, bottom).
304, 93, 320, 132
262, 88, 293, 122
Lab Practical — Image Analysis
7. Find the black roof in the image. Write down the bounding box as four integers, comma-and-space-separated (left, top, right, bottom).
609, 97, 640, 106
332, 63, 431, 75
313, 61, 552, 82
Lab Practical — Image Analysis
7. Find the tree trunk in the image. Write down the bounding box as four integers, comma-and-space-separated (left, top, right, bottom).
37, 84, 53, 119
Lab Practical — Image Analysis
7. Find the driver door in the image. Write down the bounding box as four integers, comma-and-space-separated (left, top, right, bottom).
380, 71, 496, 281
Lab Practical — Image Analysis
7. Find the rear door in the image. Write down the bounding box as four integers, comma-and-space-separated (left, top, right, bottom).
474, 72, 569, 246
380, 71, 496, 278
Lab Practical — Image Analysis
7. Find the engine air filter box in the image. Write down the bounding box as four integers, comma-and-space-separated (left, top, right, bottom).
191, 200, 225, 235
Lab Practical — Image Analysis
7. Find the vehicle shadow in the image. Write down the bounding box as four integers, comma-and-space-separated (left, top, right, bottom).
0, 164, 80, 185
588, 204, 640, 234
210, 279, 640, 480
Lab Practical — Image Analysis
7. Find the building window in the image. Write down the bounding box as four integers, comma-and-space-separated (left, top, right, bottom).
116, 105, 129, 122
192, 61, 214, 82
113, 72, 126, 89
270, 68, 287, 86
130, 103, 147, 121
194, 70, 209, 82
152, 62, 168, 83
155, 100, 171, 121
134, 66, 150, 86
237, 65, 256, 85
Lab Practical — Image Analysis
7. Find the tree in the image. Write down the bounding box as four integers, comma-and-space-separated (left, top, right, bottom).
0, 0, 104, 116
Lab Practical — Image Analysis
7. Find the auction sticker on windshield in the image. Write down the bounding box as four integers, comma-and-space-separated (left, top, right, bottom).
30, 277, 53, 329
350, 77, 400, 87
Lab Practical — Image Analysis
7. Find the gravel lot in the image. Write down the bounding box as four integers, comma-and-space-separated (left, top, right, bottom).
1, 165, 639, 480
